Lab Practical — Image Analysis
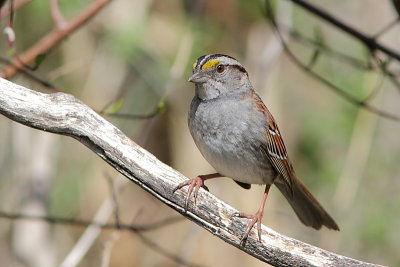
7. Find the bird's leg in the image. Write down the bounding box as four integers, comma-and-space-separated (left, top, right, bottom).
232, 184, 271, 244
173, 173, 221, 209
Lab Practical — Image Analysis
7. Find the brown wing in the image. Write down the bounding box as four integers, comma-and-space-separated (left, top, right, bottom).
253, 93, 294, 196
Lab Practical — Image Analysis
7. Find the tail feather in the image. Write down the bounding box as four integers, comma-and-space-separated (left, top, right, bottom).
275, 178, 339, 231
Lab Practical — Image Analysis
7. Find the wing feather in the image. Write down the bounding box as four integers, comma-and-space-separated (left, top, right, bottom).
252, 93, 294, 196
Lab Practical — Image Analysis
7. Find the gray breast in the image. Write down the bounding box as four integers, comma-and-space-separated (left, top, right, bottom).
188, 95, 277, 185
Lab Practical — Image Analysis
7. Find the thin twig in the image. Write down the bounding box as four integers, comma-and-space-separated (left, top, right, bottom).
0, 207, 196, 267
0, 56, 58, 90
0, 0, 113, 78
100, 231, 120, 267
0, 0, 31, 18
104, 173, 121, 229
267, 0, 400, 122
277, 18, 400, 93
0, 77, 384, 267
0, 210, 184, 231
102, 110, 161, 120
372, 18, 400, 38
49, 0, 66, 29
134, 231, 204, 267
285, 0, 400, 61
281, 25, 372, 70
362, 76, 385, 103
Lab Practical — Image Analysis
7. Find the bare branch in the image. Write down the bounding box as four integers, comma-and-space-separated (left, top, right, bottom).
133, 231, 204, 267
0, 78, 384, 267
279, 25, 372, 71
285, 0, 400, 61
102, 110, 162, 120
0, 0, 31, 18
103, 172, 122, 228
50, 0, 66, 29
0, 56, 58, 90
266, 1, 400, 122
0, 0, 112, 78
0, 210, 183, 232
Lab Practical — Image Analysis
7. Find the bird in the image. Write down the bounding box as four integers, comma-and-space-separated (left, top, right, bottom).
173, 54, 339, 243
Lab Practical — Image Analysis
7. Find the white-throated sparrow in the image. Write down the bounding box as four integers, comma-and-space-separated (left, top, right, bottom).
174, 54, 339, 243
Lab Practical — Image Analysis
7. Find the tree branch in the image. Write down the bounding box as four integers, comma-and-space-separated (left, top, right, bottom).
0, 78, 384, 267
50, 0, 66, 29
0, 0, 112, 78
0, 211, 183, 232
0, 211, 199, 267
0, 0, 31, 18
285, 0, 400, 61
266, 0, 400, 122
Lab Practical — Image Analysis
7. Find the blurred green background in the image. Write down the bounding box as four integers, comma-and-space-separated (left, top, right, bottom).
1, 0, 400, 266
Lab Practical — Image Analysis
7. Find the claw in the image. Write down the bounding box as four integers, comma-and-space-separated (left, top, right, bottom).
173, 176, 208, 209
233, 210, 264, 245
173, 180, 191, 193
240, 233, 248, 245
193, 189, 198, 206
231, 212, 243, 218
235, 184, 270, 245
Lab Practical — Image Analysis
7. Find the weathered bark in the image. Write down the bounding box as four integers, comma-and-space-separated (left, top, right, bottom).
0, 78, 384, 267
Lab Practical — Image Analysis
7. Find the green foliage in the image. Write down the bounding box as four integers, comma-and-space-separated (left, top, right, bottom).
237, 0, 267, 21
6, 47, 15, 56
359, 201, 391, 248
104, 99, 124, 114
2, 1, 399, 266
156, 95, 167, 115
33, 54, 46, 70
59, 0, 91, 19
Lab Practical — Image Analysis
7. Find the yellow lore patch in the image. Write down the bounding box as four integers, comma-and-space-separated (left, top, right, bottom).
201, 59, 220, 70
192, 61, 197, 70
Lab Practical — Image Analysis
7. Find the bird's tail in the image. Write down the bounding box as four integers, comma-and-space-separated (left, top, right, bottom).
275, 177, 339, 231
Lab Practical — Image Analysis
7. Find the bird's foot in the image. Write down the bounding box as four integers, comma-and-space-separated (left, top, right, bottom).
232, 210, 264, 245
173, 176, 209, 209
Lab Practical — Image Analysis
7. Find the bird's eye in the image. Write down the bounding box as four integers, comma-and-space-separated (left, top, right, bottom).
216, 65, 225, 73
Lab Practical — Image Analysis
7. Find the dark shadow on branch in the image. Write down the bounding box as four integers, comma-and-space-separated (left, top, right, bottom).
0, 78, 384, 267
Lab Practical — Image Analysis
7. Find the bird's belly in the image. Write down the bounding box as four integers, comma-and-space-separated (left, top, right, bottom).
197, 139, 275, 184
190, 117, 276, 185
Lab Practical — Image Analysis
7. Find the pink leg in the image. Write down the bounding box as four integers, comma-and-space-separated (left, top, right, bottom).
173, 173, 221, 209
232, 184, 271, 244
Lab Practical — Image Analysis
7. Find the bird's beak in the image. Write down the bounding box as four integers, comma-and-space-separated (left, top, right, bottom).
188, 72, 208, 83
